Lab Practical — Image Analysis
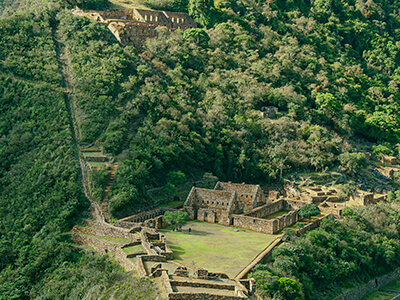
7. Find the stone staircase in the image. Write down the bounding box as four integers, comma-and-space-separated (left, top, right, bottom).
101, 163, 118, 222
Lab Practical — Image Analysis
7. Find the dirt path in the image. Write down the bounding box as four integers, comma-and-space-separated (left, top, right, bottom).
54, 23, 128, 236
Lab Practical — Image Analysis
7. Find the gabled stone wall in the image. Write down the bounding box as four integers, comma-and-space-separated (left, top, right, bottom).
72, 7, 197, 49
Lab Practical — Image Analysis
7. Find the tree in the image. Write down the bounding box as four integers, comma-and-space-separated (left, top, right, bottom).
167, 170, 187, 186
188, 0, 214, 27
183, 28, 210, 46
298, 204, 320, 221
315, 93, 342, 120
163, 211, 189, 229
277, 277, 303, 300
163, 182, 177, 201
337, 184, 357, 201
338, 152, 367, 175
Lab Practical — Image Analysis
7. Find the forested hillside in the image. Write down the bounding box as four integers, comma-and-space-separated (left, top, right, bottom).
1, 0, 400, 299
0, 2, 155, 299
59, 0, 400, 217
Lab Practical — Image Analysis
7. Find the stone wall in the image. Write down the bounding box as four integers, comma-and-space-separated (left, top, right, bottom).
231, 202, 299, 234
351, 191, 374, 206
170, 280, 236, 290
319, 202, 344, 215
297, 214, 333, 235
74, 8, 196, 49
245, 200, 286, 218
99, 9, 132, 20
116, 207, 175, 224
94, 222, 138, 239
285, 199, 308, 210
168, 293, 245, 300
136, 256, 147, 277
272, 211, 299, 233
162, 270, 174, 294
335, 266, 400, 300
193, 188, 234, 209
230, 215, 274, 234
214, 182, 265, 211
197, 208, 216, 223
114, 248, 135, 271
72, 224, 137, 241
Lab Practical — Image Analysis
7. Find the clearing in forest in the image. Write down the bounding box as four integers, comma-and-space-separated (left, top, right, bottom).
160, 221, 277, 277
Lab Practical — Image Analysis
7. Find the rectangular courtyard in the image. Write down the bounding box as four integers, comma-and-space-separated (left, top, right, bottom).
160, 221, 277, 277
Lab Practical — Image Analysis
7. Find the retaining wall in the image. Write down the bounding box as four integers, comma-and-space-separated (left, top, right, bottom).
168, 293, 245, 300
170, 280, 236, 290
114, 248, 135, 271
298, 214, 333, 235
136, 256, 147, 277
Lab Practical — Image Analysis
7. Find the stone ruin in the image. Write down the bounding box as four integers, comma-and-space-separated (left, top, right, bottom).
183, 182, 306, 234
381, 155, 398, 165
71, 7, 196, 49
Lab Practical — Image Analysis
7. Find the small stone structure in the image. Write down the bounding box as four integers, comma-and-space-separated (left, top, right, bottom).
301, 186, 339, 203
114, 207, 176, 229
184, 182, 304, 234
381, 155, 398, 165
71, 7, 196, 49
141, 227, 173, 260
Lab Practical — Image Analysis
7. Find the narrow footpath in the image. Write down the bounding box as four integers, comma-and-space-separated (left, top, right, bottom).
54, 22, 130, 237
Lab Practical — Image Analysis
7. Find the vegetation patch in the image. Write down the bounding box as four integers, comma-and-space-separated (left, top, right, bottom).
383, 278, 400, 293
360, 291, 395, 300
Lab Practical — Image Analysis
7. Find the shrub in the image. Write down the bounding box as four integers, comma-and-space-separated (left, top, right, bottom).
298, 204, 320, 220
338, 152, 367, 174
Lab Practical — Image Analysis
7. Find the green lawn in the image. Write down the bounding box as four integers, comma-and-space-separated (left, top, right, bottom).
160, 221, 277, 277
383, 278, 400, 292
360, 291, 395, 300
123, 244, 146, 254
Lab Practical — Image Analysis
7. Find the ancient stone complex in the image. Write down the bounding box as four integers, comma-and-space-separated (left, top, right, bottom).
71, 7, 196, 48
183, 182, 304, 234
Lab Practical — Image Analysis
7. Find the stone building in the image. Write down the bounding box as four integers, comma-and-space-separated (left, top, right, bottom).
71, 7, 196, 49
184, 182, 304, 234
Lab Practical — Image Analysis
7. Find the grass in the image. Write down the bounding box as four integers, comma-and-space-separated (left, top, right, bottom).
83, 152, 106, 157
160, 221, 277, 277
360, 291, 395, 300
78, 232, 132, 244
88, 161, 108, 168
383, 278, 400, 292
123, 244, 146, 254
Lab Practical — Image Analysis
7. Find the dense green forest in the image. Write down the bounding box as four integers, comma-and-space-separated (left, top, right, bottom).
56, 0, 400, 217
2, 0, 400, 299
250, 202, 400, 299
0, 2, 155, 299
